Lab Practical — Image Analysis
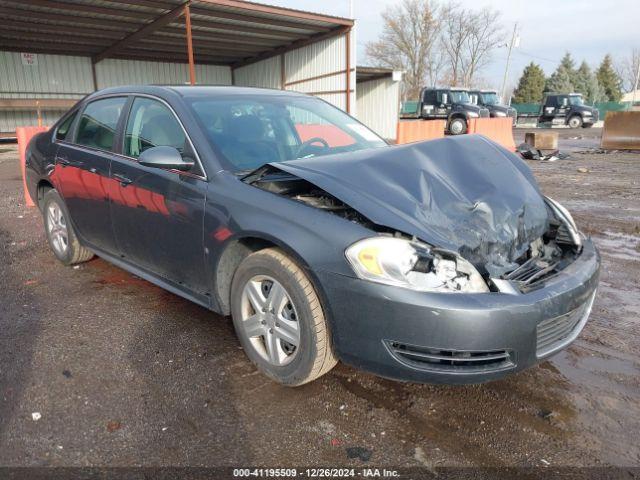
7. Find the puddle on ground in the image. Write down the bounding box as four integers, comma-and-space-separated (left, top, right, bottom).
550, 347, 640, 397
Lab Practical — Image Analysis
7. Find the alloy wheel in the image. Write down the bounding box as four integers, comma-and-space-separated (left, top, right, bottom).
240, 275, 300, 366
47, 202, 69, 256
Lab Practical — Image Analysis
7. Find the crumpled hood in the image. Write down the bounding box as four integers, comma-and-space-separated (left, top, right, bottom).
273, 135, 550, 276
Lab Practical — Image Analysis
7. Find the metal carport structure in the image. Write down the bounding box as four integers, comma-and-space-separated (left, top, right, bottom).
0, 0, 355, 135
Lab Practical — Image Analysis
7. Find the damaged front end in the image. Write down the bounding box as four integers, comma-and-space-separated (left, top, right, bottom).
242, 136, 585, 295
496, 196, 583, 293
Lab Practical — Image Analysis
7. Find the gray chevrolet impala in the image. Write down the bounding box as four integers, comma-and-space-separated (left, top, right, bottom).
25, 86, 600, 386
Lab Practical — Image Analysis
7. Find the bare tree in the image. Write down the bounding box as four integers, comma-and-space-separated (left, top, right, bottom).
366, 0, 443, 99
366, 0, 503, 98
617, 48, 640, 93
440, 4, 503, 87
439, 3, 470, 87
460, 8, 503, 87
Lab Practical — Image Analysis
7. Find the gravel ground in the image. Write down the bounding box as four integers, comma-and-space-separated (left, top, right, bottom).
0, 130, 638, 472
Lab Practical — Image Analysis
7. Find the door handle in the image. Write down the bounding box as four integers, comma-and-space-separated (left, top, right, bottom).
113, 173, 133, 187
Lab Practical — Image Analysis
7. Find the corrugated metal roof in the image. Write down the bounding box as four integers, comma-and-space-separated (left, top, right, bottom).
0, 0, 353, 66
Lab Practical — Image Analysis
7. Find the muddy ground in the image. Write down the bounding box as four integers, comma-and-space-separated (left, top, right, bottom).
0, 129, 638, 472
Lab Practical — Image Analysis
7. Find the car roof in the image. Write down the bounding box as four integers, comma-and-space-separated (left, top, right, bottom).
85, 85, 309, 101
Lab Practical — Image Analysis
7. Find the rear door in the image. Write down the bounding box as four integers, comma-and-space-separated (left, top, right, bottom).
55, 96, 127, 254
109, 96, 208, 298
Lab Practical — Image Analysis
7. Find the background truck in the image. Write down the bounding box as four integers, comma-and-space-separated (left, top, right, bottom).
516, 93, 599, 128
469, 89, 517, 125
400, 87, 490, 135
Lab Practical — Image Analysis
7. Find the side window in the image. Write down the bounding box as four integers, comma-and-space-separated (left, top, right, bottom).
124, 97, 186, 158
75, 97, 126, 151
55, 111, 77, 141
423, 90, 437, 104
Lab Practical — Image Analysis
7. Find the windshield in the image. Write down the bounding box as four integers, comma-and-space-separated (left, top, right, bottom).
479, 92, 501, 105
187, 95, 387, 173
450, 90, 471, 104
569, 95, 584, 106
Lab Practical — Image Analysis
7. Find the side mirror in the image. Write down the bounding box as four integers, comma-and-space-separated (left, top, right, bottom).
138, 146, 194, 172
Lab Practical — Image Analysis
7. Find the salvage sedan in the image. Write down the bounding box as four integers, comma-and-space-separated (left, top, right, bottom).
25, 86, 600, 386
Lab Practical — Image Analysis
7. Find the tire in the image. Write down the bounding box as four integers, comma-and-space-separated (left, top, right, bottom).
230, 248, 337, 386
42, 189, 94, 266
568, 115, 583, 129
582, 123, 594, 128
449, 117, 467, 135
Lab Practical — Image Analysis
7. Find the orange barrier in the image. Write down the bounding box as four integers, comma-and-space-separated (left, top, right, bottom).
396, 120, 446, 144
601, 111, 640, 150
467, 117, 516, 151
16, 126, 49, 207
295, 124, 356, 147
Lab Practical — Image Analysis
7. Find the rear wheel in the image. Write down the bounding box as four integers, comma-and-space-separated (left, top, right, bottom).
449, 117, 467, 135
42, 189, 94, 266
568, 115, 583, 128
582, 123, 594, 128
230, 248, 337, 386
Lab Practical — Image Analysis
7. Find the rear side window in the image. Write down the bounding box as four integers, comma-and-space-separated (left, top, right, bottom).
55, 111, 77, 141
75, 97, 127, 151
124, 97, 186, 158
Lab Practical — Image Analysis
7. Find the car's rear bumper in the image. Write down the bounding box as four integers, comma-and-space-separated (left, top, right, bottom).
316, 239, 600, 384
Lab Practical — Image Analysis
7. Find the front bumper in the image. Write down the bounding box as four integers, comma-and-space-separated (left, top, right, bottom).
316, 239, 600, 384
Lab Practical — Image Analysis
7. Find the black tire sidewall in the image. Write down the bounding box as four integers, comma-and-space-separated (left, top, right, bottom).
42, 189, 77, 265
230, 252, 322, 385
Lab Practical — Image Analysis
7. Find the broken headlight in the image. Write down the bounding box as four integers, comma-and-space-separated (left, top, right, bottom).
345, 237, 489, 293
545, 196, 582, 248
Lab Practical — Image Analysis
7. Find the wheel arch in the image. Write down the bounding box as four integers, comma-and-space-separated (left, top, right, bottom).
213, 233, 322, 317
36, 179, 54, 210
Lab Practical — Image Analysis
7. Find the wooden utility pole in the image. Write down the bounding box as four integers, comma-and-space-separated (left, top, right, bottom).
500, 23, 518, 105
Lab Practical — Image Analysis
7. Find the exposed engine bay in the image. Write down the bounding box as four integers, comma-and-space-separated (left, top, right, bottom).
244, 166, 376, 228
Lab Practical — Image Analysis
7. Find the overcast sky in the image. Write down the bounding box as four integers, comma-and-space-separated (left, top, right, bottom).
255, 0, 639, 90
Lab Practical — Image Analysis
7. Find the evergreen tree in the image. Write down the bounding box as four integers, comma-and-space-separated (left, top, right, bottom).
573, 61, 591, 97
545, 64, 574, 93
512, 62, 546, 103
574, 61, 604, 103
558, 52, 578, 85
596, 54, 623, 101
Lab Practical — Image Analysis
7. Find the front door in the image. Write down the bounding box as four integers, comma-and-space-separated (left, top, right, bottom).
556, 96, 570, 120
109, 96, 208, 297
56, 96, 128, 254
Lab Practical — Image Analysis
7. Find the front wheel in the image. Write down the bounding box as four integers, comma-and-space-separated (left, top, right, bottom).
568, 115, 583, 128
449, 117, 467, 135
42, 189, 94, 265
230, 248, 337, 386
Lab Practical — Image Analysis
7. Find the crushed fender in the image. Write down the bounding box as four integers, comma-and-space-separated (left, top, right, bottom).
245, 136, 556, 277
